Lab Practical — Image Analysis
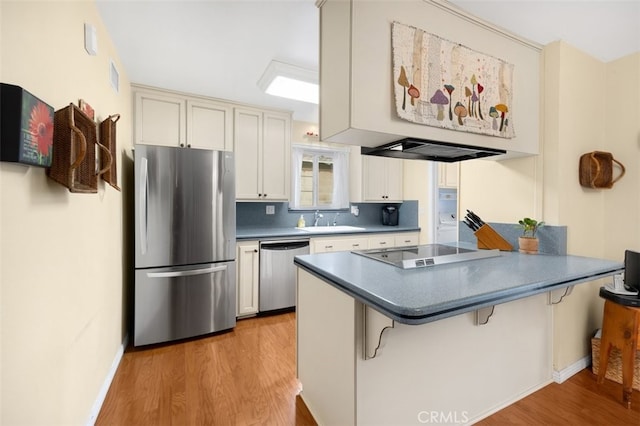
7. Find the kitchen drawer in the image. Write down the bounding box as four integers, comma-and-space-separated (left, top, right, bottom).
395, 233, 419, 247
312, 236, 369, 253
368, 234, 395, 249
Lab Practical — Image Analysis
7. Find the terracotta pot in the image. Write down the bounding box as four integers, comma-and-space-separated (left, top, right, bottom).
518, 237, 539, 254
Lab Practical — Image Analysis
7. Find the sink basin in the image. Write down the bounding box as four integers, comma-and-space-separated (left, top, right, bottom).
296, 225, 366, 233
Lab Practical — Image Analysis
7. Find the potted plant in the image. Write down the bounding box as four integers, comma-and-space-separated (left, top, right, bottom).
517, 217, 544, 254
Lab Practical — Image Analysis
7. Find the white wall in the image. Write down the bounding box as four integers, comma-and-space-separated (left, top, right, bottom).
0, 1, 132, 424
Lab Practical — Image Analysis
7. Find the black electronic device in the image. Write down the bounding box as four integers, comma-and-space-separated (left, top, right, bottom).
623, 249, 640, 296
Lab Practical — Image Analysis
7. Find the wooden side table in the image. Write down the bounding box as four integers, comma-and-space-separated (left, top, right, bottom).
597, 298, 640, 408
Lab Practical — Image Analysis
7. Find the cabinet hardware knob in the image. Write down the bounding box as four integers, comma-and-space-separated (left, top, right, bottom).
263, 194, 267, 198
180, 143, 185, 148
187, 144, 191, 148
254, 249, 258, 252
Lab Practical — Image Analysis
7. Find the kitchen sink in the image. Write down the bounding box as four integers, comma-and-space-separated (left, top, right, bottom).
296, 225, 366, 233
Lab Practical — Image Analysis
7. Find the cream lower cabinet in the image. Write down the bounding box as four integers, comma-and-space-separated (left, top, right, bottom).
367, 234, 395, 250
394, 233, 419, 247
133, 85, 232, 150
311, 232, 419, 254
236, 241, 260, 317
362, 156, 403, 202
311, 236, 370, 254
235, 108, 291, 201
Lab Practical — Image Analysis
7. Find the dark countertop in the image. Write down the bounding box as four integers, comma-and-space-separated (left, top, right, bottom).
294, 246, 623, 325
236, 225, 420, 241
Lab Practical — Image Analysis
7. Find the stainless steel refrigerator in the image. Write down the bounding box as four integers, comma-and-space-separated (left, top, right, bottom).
134, 145, 236, 346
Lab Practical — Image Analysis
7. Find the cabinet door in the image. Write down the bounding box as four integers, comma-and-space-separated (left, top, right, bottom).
262, 112, 290, 201
362, 156, 389, 201
134, 90, 186, 147
363, 156, 404, 202
187, 99, 232, 151
234, 108, 262, 200
236, 241, 260, 316
438, 163, 459, 188
386, 158, 404, 201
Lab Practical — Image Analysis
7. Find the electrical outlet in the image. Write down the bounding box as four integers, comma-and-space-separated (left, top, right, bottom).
350, 205, 359, 216
266, 205, 275, 215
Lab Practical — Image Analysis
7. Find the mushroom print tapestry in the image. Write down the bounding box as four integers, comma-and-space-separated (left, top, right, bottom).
392, 21, 515, 138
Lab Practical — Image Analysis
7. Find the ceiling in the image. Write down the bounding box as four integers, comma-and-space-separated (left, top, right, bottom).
96, 0, 640, 125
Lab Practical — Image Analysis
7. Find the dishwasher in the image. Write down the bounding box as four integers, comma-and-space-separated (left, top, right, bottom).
259, 239, 310, 312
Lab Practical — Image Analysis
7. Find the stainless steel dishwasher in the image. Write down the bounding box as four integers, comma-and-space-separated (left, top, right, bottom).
259, 239, 310, 312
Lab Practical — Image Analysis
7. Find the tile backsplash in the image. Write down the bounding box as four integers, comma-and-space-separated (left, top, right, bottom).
236, 201, 419, 229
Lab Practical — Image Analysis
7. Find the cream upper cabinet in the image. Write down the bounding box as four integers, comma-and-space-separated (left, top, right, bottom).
187, 99, 232, 151
133, 85, 232, 151
362, 156, 403, 202
134, 89, 186, 147
438, 163, 459, 188
235, 107, 291, 201
236, 241, 260, 317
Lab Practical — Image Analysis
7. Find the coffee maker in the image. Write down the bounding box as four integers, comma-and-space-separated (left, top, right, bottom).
382, 206, 399, 226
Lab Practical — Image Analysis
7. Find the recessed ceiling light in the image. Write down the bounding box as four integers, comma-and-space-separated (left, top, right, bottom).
258, 60, 318, 104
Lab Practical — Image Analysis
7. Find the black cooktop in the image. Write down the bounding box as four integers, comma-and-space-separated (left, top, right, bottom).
352, 244, 500, 269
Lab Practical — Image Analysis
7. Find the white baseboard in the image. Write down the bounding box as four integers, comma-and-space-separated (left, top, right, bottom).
86, 334, 129, 426
553, 354, 591, 384
470, 379, 553, 424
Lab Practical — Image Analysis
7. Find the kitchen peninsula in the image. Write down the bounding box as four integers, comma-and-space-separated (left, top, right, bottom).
294, 247, 623, 425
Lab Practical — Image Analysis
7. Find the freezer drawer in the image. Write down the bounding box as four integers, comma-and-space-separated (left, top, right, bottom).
259, 240, 310, 312
134, 261, 236, 346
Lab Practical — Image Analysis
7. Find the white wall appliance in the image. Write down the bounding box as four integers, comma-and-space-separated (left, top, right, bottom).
134, 145, 236, 346
436, 188, 458, 243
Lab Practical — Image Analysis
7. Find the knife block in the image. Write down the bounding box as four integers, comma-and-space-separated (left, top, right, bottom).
474, 224, 513, 251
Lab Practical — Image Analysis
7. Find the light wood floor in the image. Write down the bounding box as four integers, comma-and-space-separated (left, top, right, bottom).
96, 312, 316, 425
98, 312, 639, 425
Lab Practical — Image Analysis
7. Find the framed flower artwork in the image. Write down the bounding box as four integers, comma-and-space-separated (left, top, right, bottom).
0, 83, 55, 167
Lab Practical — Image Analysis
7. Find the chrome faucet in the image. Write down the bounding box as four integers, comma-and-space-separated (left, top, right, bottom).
314, 210, 323, 226
332, 213, 340, 226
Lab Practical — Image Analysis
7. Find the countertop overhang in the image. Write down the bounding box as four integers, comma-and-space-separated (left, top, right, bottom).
294, 248, 623, 325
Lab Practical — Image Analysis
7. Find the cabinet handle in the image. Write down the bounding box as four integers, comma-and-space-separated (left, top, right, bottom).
325, 245, 333, 249
180, 143, 185, 148
187, 144, 191, 148
353, 244, 360, 248
258, 193, 262, 197
263, 193, 267, 198
253, 249, 258, 253
380, 242, 387, 245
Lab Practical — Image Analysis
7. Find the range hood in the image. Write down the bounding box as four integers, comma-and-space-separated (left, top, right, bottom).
360, 138, 506, 163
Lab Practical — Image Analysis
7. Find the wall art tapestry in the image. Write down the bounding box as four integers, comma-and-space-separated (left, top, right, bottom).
392, 21, 515, 138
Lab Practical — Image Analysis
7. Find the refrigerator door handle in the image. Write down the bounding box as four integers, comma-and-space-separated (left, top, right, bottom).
139, 157, 148, 255
146, 264, 228, 278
